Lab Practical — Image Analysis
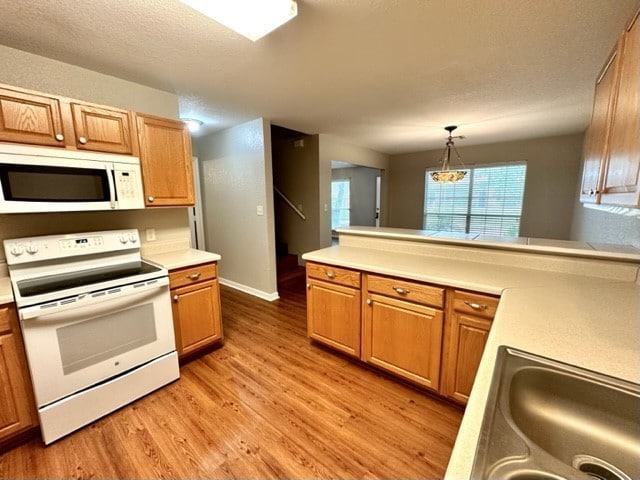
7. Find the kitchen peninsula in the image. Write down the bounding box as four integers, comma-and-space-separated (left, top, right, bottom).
301, 226, 640, 479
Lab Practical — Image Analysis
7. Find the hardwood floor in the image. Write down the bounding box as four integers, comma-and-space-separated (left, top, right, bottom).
0, 278, 463, 479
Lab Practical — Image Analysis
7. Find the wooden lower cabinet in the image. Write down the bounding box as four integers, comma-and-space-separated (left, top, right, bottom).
441, 289, 499, 404
170, 263, 223, 359
305, 262, 499, 403
306, 278, 361, 358
0, 304, 37, 444
362, 293, 443, 391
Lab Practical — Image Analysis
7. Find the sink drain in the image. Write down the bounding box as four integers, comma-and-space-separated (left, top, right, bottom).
572, 454, 632, 480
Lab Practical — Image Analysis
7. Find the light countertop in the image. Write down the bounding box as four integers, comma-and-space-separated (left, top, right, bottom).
302, 242, 640, 480
143, 248, 221, 270
0, 276, 13, 304
336, 226, 640, 262
0, 249, 222, 303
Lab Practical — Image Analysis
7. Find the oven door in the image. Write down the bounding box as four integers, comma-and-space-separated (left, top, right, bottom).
18, 278, 176, 408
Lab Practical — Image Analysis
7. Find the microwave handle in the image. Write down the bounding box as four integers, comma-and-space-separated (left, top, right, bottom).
106, 166, 116, 209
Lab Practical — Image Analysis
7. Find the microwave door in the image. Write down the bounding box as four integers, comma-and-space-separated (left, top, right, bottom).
0, 159, 114, 213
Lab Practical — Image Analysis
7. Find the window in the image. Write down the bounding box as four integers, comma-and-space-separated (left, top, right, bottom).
331, 179, 350, 230
423, 162, 527, 236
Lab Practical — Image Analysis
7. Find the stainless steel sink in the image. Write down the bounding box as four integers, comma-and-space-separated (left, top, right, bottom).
470, 347, 640, 480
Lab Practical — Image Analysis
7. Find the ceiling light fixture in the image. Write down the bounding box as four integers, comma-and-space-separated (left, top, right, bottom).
180, 0, 298, 42
431, 125, 468, 183
181, 118, 203, 133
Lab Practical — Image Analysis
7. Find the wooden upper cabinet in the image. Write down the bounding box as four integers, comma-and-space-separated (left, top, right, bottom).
136, 114, 195, 207
70, 103, 134, 154
580, 45, 619, 204
0, 87, 66, 147
601, 10, 640, 207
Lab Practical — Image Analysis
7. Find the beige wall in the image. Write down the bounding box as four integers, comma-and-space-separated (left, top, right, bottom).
0, 46, 190, 265
388, 134, 584, 239
271, 126, 320, 260
319, 134, 390, 247
196, 118, 278, 299
0, 45, 178, 118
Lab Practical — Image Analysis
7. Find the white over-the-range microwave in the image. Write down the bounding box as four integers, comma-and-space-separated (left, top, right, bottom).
0, 144, 145, 213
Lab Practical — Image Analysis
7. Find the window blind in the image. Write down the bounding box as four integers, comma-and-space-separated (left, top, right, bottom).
423, 162, 527, 236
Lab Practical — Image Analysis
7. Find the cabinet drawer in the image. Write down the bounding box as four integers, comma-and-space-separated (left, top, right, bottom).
169, 262, 217, 289
452, 290, 499, 319
366, 274, 444, 308
306, 262, 361, 288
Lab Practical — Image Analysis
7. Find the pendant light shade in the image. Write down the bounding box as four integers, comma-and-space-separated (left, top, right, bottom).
430, 125, 467, 183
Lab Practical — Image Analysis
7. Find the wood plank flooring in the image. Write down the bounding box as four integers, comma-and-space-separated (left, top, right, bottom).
0, 277, 463, 478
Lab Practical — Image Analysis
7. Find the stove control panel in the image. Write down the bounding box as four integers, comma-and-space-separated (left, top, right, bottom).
3, 229, 141, 265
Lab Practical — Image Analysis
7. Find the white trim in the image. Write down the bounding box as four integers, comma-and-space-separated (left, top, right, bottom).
219, 277, 280, 302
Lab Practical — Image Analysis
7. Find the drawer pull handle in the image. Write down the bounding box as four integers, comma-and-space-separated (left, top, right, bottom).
393, 286, 410, 295
187, 273, 201, 280
464, 300, 487, 311
325, 271, 336, 279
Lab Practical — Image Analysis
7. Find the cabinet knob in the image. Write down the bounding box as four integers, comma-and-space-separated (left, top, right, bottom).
366, 298, 372, 305
187, 273, 201, 280
78, 136, 87, 144
464, 300, 487, 311
325, 271, 336, 279
173, 295, 179, 302
148, 196, 154, 202
55, 133, 64, 141
392, 286, 409, 295
306, 283, 311, 289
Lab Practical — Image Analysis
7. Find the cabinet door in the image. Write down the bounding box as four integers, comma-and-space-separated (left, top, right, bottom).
71, 103, 134, 154
171, 279, 223, 358
307, 278, 361, 358
0, 304, 37, 442
0, 87, 66, 147
362, 293, 443, 391
136, 114, 194, 207
442, 313, 491, 404
601, 11, 640, 207
580, 45, 619, 203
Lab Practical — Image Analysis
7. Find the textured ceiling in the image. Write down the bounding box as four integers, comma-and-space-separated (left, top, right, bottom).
0, 0, 636, 154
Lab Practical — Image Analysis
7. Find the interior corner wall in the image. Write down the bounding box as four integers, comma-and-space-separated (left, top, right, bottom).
388, 133, 584, 240
196, 118, 278, 298
331, 167, 380, 227
271, 127, 320, 259
318, 134, 390, 247
0, 45, 190, 263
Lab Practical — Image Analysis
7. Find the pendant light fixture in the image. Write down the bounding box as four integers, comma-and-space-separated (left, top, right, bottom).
430, 125, 467, 183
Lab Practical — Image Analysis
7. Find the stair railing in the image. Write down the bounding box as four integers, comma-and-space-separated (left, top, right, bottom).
274, 186, 306, 221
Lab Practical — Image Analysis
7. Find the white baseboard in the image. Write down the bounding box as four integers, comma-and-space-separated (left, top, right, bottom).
219, 278, 280, 302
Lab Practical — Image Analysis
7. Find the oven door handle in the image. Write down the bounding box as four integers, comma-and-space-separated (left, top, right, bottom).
20, 277, 169, 321
106, 165, 116, 209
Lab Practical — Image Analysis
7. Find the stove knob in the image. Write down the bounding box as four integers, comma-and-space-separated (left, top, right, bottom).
26, 243, 38, 254
119, 234, 128, 244
10, 244, 24, 256
128, 233, 138, 243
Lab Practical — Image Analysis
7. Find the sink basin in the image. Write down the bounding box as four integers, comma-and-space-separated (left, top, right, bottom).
471, 347, 640, 480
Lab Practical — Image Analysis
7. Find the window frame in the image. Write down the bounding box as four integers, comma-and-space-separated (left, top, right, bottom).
423, 161, 527, 237
331, 178, 351, 231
